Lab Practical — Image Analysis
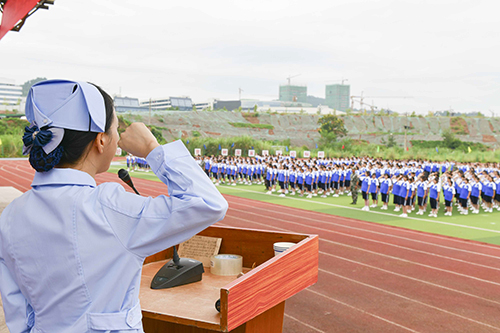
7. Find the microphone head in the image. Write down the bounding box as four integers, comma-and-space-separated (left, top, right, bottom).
118, 168, 131, 182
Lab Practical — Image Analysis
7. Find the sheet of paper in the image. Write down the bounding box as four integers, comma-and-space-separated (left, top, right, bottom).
178, 235, 222, 267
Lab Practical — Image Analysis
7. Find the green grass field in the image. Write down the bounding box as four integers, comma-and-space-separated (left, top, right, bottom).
108, 164, 500, 246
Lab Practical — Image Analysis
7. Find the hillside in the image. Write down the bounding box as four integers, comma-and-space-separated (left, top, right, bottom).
123, 111, 500, 149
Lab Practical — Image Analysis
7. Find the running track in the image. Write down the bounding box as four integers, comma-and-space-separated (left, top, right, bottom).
2, 160, 500, 332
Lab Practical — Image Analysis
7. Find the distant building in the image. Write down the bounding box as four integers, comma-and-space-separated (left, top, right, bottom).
140, 97, 193, 111
325, 84, 350, 111
279, 85, 307, 103
114, 97, 149, 113
0, 78, 22, 106
213, 100, 241, 111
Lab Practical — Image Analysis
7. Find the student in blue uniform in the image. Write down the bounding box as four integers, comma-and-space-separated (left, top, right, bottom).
470, 175, 482, 214
360, 171, 371, 211
459, 177, 471, 215
379, 173, 392, 210
443, 178, 456, 216
428, 177, 440, 217
0, 80, 228, 333
369, 173, 379, 208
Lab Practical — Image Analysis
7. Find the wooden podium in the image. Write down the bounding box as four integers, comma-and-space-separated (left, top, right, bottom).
140, 225, 318, 333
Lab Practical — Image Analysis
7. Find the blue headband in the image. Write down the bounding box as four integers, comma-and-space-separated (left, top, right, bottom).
23, 79, 107, 155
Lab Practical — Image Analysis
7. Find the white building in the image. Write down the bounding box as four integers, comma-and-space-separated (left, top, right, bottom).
0, 78, 23, 110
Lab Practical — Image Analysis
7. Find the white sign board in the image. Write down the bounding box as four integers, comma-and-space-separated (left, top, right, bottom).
275, 150, 282, 156
318, 151, 325, 158
303, 151, 310, 158
115, 147, 122, 156
290, 151, 297, 158
194, 148, 201, 156
248, 149, 255, 157
262, 150, 269, 156
221, 148, 228, 156
235, 149, 242, 156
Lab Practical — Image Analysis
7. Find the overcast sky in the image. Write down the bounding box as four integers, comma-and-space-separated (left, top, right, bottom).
1, 0, 499, 114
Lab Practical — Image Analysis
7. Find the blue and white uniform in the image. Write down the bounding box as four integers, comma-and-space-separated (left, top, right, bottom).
0, 141, 228, 333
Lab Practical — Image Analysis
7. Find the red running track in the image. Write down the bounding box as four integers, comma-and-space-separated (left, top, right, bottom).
2, 160, 500, 332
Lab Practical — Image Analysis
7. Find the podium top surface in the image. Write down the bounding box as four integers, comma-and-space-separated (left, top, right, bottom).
141, 260, 242, 331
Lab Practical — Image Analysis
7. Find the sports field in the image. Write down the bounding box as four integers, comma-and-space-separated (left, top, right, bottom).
2, 160, 500, 332
109, 165, 500, 246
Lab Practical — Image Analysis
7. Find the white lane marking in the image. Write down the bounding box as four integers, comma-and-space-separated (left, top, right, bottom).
228, 206, 500, 270
318, 269, 500, 331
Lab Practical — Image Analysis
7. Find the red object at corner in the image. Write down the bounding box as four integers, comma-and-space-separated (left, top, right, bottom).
0, 0, 40, 41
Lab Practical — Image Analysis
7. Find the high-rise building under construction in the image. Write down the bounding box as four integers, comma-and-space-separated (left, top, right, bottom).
325, 84, 350, 111
279, 85, 307, 103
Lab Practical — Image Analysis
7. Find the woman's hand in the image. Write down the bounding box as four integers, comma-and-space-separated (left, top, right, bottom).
118, 122, 160, 158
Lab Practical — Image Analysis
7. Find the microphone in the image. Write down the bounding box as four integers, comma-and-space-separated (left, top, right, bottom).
118, 168, 140, 195
117, 169, 204, 289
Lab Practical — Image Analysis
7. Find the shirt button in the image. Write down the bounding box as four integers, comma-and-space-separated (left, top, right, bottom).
43, 119, 48, 124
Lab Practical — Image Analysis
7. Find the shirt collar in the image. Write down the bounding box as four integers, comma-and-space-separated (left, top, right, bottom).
32, 168, 97, 188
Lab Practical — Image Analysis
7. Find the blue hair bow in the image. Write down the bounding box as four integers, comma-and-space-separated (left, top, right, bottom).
22, 125, 65, 155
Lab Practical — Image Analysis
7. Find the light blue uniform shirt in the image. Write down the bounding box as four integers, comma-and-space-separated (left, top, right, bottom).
0, 141, 228, 333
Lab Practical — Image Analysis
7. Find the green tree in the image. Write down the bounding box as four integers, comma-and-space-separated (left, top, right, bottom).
381, 134, 397, 148
22, 77, 47, 96
318, 114, 347, 138
317, 114, 347, 147
441, 129, 461, 149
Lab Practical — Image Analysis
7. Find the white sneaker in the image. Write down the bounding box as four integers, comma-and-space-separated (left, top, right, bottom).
306, 194, 313, 198
291, 192, 296, 196
266, 191, 272, 195
321, 195, 327, 198
333, 194, 339, 197
347, 192, 352, 196
279, 194, 285, 197
271, 189, 276, 192
400, 213, 408, 217
313, 193, 318, 197
231, 183, 236, 186
285, 190, 289, 194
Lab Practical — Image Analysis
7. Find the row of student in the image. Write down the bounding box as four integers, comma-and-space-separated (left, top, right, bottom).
125, 154, 151, 172
196, 155, 499, 184
359, 169, 499, 216
194, 155, 500, 213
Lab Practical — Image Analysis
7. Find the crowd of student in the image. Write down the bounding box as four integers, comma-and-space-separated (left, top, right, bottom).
195, 154, 500, 217
125, 154, 151, 172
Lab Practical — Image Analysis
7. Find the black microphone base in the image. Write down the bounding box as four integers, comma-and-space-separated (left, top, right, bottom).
150, 258, 204, 289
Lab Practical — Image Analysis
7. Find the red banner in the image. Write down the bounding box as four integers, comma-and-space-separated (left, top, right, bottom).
0, 0, 40, 41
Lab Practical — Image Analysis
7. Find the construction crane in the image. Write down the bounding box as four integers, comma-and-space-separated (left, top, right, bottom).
326, 78, 349, 85
286, 74, 301, 86
350, 94, 413, 111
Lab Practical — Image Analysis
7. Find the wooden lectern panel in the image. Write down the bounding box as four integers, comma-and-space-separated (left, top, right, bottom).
223, 235, 318, 331
141, 226, 318, 333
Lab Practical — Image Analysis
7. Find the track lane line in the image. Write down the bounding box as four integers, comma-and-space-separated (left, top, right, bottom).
227, 198, 500, 260
227, 207, 500, 271
317, 269, 500, 331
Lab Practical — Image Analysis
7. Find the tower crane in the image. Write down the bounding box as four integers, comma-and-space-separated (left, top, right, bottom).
325, 78, 349, 85
286, 74, 301, 86
350, 94, 413, 112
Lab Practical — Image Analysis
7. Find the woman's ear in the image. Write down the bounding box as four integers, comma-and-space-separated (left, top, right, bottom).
95, 132, 106, 154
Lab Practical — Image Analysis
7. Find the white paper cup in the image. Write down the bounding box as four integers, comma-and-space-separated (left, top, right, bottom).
273, 242, 296, 256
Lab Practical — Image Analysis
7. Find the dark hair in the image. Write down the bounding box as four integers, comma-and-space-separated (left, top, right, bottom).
29, 83, 114, 172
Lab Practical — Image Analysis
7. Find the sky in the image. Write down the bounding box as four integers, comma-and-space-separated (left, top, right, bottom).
1, 0, 500, 115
